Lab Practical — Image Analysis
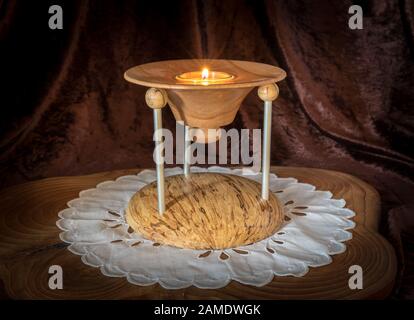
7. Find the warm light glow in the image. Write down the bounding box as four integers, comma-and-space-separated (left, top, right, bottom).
176, 69, 234, 85
201, 68, 209, 80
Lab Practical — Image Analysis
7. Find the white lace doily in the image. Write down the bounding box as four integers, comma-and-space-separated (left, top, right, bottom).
56, 166, 355, 289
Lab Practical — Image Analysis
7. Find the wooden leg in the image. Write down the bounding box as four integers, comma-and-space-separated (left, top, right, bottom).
145, 87, 168, 214
184, 125, 191, 177
261, 101, 272, 200
258, 84, 279, 201
153, 109, 165, 214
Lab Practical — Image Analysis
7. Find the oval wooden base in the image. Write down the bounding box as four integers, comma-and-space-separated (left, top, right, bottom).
126, 173, 284, 249
0, 167, 397, 299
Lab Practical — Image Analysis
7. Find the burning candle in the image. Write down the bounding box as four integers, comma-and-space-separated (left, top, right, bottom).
201, 68, 209, 80
176, 67, 234, 85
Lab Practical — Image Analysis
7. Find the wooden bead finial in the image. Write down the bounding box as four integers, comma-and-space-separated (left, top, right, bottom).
145, 88, 168, 109
258, 83, 279, 102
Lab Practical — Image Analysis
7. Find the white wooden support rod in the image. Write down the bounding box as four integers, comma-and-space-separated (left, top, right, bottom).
258, 84, 279, 201
153, 108, 165, 213
184, 125, 191, 177
145, 88, 168, 214
261, 101, 272, 200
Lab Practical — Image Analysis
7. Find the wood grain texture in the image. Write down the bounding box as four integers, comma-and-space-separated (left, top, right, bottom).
124, 59, 286, 90
124, 60, 286, 141
166, 86, 253, 133
0, 167, 397, 299
126, 173, 284, 250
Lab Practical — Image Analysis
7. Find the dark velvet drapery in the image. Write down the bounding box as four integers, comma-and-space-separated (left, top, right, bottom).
0, 0, 413, 298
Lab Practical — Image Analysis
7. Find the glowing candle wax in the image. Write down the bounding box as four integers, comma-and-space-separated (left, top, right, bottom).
176, 67, 234, 85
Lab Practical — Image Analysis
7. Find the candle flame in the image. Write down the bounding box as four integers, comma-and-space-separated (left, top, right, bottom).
201, 68, 209, 80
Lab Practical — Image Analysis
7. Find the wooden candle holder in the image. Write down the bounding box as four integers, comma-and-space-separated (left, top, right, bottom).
124, 59, 286, 249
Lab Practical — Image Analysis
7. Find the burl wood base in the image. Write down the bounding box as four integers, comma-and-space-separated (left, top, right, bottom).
0, 167, 397, 299
126, 173, 284, 250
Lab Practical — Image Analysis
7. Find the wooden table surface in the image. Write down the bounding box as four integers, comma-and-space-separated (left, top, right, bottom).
0, 167, 397, 299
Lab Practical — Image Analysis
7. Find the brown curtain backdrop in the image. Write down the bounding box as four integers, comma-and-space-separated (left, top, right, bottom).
0, 0, 413, 298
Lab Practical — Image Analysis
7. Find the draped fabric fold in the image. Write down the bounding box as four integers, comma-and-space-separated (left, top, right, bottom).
0, 0, 413, 298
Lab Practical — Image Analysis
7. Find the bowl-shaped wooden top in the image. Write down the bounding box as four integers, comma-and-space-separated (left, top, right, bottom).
126, 173, 284, 250
124, 59, 286, 90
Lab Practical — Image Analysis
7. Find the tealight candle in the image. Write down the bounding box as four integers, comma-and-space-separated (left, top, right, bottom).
176, 67, 234, 85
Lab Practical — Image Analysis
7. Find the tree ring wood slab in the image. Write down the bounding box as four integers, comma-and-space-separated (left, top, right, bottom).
0, 167, 397, 299
125, 173, 284, 250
